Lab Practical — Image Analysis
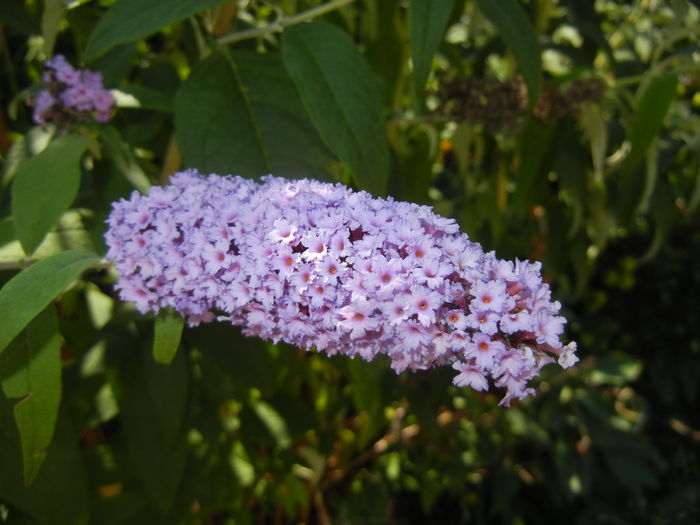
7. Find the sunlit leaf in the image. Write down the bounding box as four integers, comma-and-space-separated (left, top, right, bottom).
282, 22, 390, 195
113, 85, 174, 112
153, 308, 184, 365
0, 250, 100, 354
12, 135, 93, 254
84, 0, 229, 61
234, 51, 336, 181
175, 50, 269, 177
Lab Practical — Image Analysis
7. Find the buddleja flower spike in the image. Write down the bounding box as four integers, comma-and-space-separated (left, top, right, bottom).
106, 171, 578, 406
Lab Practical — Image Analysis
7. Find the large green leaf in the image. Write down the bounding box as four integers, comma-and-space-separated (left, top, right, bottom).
235, 51, 336, 181
0, 307, 61, 484
153, 308, 184, 364
111, 345, 189, 512
0, 250, 100, 354
174, 50, 269, 177
282, 22, 390, 195
12, 135, 93, 254
176, 50, 335, 181
84, 0, 229, 61
0, 396, 89, 525
474, 0, 541, 105
410, 0, 455, 108
618, 73, 677, 224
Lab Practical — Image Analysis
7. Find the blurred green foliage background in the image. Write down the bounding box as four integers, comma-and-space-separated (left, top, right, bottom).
1, 0, 699, 523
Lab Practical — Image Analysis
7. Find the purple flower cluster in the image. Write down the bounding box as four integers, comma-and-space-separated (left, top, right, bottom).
31, 55, 113, 126
105, 170, 578, 405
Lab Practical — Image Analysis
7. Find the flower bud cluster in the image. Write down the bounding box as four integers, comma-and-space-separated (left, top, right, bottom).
31, 55, 114, 126
105, 170, 578, 405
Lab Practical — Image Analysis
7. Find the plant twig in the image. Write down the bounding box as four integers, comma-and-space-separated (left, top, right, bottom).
216, 0, 355, 46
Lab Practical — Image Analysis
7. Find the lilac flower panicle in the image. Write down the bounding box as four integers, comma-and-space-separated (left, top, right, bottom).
105, 170, 579, 405
31, 55, 114, 127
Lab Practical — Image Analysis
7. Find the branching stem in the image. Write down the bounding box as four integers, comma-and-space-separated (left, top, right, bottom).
216, 0, 355, 45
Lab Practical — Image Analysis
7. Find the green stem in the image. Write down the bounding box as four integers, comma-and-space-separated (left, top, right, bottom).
612, 62, 700, 88
217, 0, 355, 46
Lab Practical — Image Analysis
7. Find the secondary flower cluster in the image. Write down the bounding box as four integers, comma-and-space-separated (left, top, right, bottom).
31, 55, 114, 126
105, 170, 578, 405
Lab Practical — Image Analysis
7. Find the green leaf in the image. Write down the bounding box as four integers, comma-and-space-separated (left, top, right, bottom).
41, 0, 65, 57
282, 22, 390, 195
364, 1, 405, 108
153, 308, 184, 364
99, 125, 151, 193
618, 73, 677, 224
234, 51, 336, 181
512, 118, 556, 212
0, 307, 62, 485
0, 250, 100, 354
12, 135, 93, 254
84, 0, 229, 61
111, 346, 189, 512
640, 177, 678, 263
410, 0, 455, 108
250, 399, 291, 449
174, 50, 269, 177
578, 102, 608, 183
474, 0, 541, 105
190, 324, 276, 395
114, 85, 174, 112
0, 398, 90, 525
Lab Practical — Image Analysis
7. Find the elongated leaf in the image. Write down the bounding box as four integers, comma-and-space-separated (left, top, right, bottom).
579, 102, 608, 183
234, 51, 335, 181
474, 0, 541, 105
0, 250, 100, 353
175, 50, 269, 177
619, 73, 677, 224
12, 135, 93, 254
41, 0, 65, 57
282, 22, 390, 195
153, 308, 184, 364
0, 307, 61, 484
113, 85, 174, 112
364, 1, 404, 108
640, 178, 678, 263
512, 118, 556, 213
112, 346, 188, 511
99, 125, 151, 193
84, 0, 229, 61
0, 398, 89, 525
410, 0, 455, 108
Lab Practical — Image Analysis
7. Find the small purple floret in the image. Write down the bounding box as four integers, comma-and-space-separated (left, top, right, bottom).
30, 54, 114, 126
105, 171, 579, 405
